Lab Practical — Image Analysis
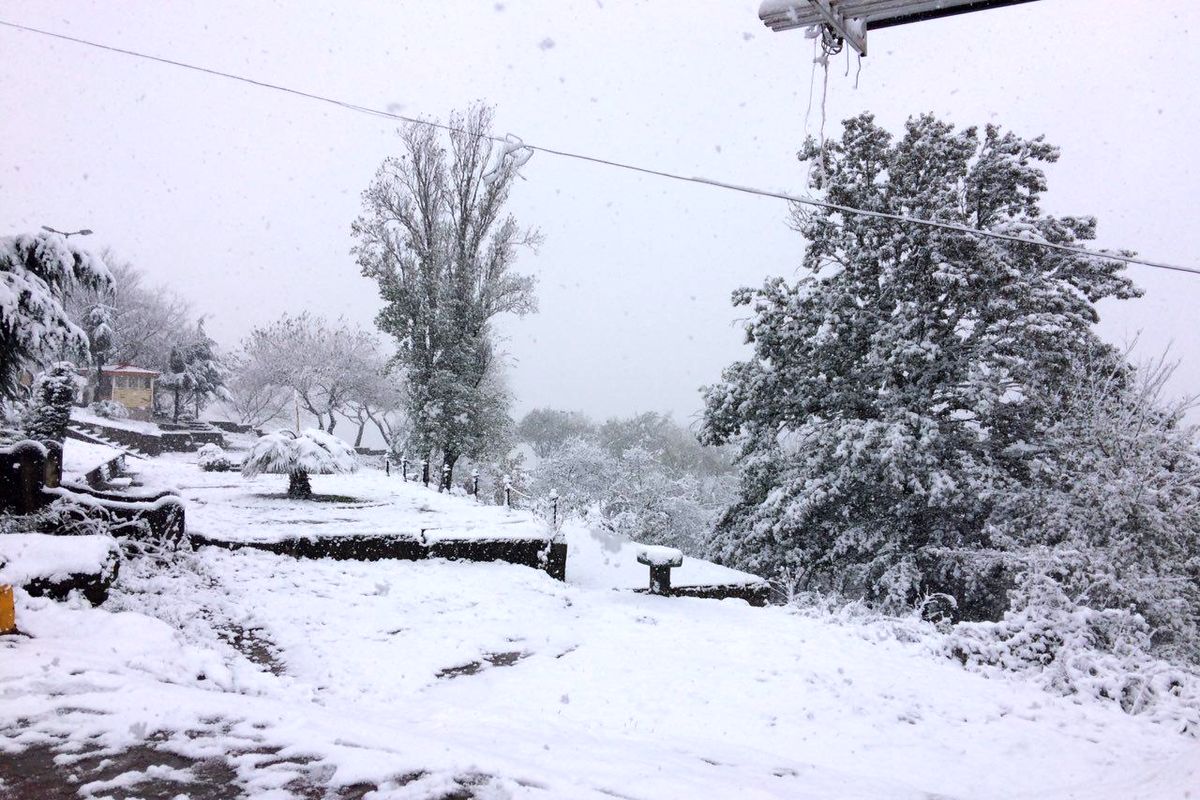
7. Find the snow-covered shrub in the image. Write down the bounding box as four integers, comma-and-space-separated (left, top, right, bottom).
90, 399, 129, 419
23, 362, 82, 443
242, 428, 358, 499
197, 443, 237, 472
0, 495, 114, 539
948, 572, 1200, 733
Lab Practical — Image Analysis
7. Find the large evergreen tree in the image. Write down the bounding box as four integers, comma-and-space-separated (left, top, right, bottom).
0, 231, 111, 399
353, 105, 539, 485
701, 114, 1140, 616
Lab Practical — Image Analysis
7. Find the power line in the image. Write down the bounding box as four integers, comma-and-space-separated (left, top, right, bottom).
3, 17, 1198, 278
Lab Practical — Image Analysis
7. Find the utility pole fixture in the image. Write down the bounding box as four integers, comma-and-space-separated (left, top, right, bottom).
758, 0, 1042, 57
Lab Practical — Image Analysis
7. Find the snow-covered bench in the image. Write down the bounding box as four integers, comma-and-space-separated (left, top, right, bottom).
0, 533, 120, 605
636, 545, 684, 596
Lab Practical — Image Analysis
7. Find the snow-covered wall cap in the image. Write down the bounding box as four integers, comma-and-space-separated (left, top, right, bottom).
0, 439, 49, 457
636, 545, 684, 568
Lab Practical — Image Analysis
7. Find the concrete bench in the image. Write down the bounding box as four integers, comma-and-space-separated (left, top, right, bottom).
636, 545, 684, 595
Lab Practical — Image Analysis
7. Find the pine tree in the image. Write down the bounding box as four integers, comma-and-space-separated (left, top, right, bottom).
0, 231, 111, 399
85, 302, 115, 399
158, 346, 193, 422
702, 114, 1140, 614
24, 362, 81, 444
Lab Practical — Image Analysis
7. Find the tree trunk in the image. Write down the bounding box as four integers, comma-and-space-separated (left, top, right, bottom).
287, 470, 313, 499
93, 360, 105, 403
443, 451, 458, 492
173, 387, 181, 422
354, 421, 365, 448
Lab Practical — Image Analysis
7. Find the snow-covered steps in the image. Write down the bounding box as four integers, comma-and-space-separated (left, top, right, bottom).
66, 422, 150, 460
0, 533, 120, 606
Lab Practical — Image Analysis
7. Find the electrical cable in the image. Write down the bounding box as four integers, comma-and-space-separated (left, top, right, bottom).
2, 17, 1198, 277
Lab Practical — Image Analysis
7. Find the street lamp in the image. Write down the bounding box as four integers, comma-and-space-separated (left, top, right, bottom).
41, 225, 93, 238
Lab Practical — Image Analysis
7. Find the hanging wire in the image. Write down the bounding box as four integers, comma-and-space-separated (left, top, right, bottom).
2, 17, 1198, 277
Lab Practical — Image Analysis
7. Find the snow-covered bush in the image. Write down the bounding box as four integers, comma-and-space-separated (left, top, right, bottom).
90, 399, 129, 419
24, 362, 82, 443
0, 495, 114, 539
197, 443, 237, 472
948, 572, 1200, 733
242, 428, 358, 499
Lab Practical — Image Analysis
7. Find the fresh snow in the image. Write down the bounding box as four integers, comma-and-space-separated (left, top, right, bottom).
569, 525, 761, 590
71, 408, 162, 436
0, 533, 118, 585
60, 438, 124, 479
1, 450, 1196, 799
636, 544, 685, 567
146, 453, 552, 544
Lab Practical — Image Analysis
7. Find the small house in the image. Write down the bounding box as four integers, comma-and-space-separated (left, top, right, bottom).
98, 365, 159, 420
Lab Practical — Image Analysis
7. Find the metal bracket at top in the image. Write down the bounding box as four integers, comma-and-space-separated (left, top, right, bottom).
809, 0, 868, 56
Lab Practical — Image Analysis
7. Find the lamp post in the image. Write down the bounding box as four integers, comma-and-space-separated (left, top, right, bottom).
41, 226, 93, 238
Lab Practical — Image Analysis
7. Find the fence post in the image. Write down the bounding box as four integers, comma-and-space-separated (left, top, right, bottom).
421, 459, 429, 487
504, 478, 512, 508
402, 457, 409, 482
471, 468, 479, 500
441, 463, 450, 493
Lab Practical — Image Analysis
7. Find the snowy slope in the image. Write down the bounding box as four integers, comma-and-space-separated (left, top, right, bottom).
1, 451, 1196, 799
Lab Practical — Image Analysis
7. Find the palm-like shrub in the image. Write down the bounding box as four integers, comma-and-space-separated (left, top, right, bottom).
241, 428, 357, 499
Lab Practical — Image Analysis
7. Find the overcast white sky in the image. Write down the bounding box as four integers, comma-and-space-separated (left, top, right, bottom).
3, 1, 1199, 428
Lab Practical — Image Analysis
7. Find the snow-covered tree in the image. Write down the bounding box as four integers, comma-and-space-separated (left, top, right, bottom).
337, 348, 408, 449
0, 231, 111, 399
529, 437, 621, 520
599, 411, 732, 478
156, 346, 193, 422
65, 253, 192, 372
182, 320, 229, 417
241, 428, 358, 499
526, 411, 737, 553
702, 114, 1141, 613
518, 408, 597, 458
23, 362, 83, 444
353, 104, 539, 486
220, 351, 290, 429
239, 314, 380, 434
84, 302, 115, 399
981, 353, 1200, 662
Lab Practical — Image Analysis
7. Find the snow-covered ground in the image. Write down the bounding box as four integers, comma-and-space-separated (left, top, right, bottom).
1, 451, 1197, 799
146, 454, 553, 544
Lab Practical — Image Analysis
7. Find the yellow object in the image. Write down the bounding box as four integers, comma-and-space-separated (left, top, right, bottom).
0, 585, 15, 635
